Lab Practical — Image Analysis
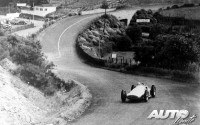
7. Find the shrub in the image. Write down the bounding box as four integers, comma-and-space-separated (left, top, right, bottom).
149, 23, 169, 39
126, 24, 142, 44
10, 44, 44, 66
15, 63, 48, 88
154, 34, 200, 70
180, 3, 195, 8
0, 46, 9, 61
101, 39, 113, 56
129, 9, 157, 26
171, 5, 179, 9
166, 6, 171, 10
0, 29, 4, 36
111, 35, 132, 51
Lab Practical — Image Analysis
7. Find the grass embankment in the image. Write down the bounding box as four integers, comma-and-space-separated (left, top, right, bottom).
0, 35, 75, 95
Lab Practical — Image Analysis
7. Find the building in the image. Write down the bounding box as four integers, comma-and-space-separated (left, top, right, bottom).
21, 4, 56, 17
6, 13, 20, 20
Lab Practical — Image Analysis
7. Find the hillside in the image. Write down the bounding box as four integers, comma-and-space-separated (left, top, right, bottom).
0, 0, 48, 7
1, 0, 200, 7
0, 58, 92, 125
160, 6, 200, 20
126, 0, 200, 5
61, 0, 200, 7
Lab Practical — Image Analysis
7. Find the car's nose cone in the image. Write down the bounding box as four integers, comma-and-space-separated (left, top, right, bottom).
127, 95, 139, 100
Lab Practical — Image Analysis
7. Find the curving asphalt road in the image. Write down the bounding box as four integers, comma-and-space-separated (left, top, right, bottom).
39, 9, 200, 125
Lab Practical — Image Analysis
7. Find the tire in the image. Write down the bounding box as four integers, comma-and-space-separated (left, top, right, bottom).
150, 85, 156, 98
144, 90, 149, 102
131, 85, 135, 90
121, 90, 126, 103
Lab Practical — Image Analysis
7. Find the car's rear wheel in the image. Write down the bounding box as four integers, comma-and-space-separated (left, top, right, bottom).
131, 85, 135, 90
144, 90, 149, 102
121, 90, 126, 103
150, 85, 156, 98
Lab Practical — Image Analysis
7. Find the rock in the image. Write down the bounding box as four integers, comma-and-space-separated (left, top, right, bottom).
78, 37, 87, 43
91, 30, 100, 37
82, 44, 91, 50
93, 36, 100, 42
88, 34, 95, 39
107, 27, 116, 34
92, 39, 98, 46
82, 33, 89, 39
100, 40, 105, 43
86, 29, 93, 35
115, 28, 122, 34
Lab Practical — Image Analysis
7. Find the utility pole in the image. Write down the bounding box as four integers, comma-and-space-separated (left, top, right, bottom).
33, 0, 35, 21
99, 0, 108, 59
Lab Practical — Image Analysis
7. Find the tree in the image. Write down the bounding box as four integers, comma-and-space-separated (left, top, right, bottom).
110, 35, 132, 51
154, 34, 200, 70
149, 23, 169, 40
129, 9, 157, 26
126, 24, 142, 44
101, 0, 109, 15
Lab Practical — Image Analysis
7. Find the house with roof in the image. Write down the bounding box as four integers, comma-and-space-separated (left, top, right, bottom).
21, 4, 56, 17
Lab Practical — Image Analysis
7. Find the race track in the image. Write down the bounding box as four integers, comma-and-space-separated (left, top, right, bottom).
39, 9, 200, 125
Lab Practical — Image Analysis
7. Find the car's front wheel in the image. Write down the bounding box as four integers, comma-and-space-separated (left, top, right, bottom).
121, 90, 126, 103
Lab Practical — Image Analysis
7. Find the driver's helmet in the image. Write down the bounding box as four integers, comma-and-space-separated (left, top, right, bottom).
137, 82, 141, 85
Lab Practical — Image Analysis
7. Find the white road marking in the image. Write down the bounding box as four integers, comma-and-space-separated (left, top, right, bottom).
57, 17, 91, 57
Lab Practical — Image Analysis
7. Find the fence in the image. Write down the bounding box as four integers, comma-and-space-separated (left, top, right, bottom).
106, 54, 136, 67
10, 23, 34, 33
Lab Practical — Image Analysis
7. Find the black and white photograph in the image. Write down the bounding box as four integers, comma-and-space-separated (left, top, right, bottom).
0, 0, 199, 125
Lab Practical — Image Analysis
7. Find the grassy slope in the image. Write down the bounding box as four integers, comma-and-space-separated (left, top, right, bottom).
160, 6, 200, 20
127, 0, 200, 5
1, 0, 200, 7
50, 0, 200, 7
0, 0, 13, 7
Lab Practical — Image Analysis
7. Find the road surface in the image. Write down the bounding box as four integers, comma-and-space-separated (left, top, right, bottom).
39, 9, 200, 125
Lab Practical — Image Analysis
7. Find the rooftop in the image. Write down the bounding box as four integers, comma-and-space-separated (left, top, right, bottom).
34, 4, 57, 7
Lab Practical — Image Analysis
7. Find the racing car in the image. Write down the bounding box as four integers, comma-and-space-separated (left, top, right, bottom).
121, 82, 156, 102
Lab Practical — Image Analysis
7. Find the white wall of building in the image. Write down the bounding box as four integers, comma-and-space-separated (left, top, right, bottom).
6, 13, 20, 20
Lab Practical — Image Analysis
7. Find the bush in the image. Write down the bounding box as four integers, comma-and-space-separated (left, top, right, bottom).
0, 29, 4, 36
180, 3, 195, 8
10, 44, 44, 66
15, 63, 48, 88
0, 46, 9, 61
129, 9, 157, 26
171, 5, 179, 9
110, 34, 132, 51
126, 24, 142, 44
149, 23, 169, 39
154, 34, 200, 70
0, 38, 11, 60
101, 40, 113, 56
166, 6, 171, 10
4, 35, 69, 95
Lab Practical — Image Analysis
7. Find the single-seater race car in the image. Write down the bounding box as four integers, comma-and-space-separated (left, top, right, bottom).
121, 82, 156, 102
